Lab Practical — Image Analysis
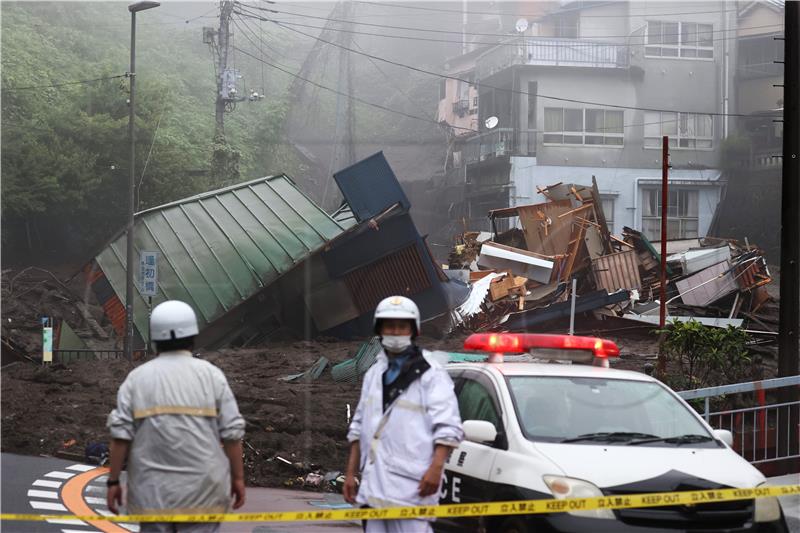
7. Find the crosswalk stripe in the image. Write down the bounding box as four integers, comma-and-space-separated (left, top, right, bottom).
45, 471, 77, 480
119, 524, 140, 532
61, 529, 96, 533
27, 489, 59, 499
46, 518, 88, 526
66, 464, 97, 473
94, 509, 114, 516
30, 501, 68, 511
33, 479, 63, 488
83, 496, 106, 505
84, 485, 106, 494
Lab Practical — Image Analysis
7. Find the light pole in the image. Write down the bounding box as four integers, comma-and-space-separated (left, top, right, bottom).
125, 0, 159, 362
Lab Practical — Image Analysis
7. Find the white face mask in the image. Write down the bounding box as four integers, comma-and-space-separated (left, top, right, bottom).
381, 335, 412, 353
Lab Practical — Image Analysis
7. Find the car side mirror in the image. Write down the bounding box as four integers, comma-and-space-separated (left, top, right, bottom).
463, 420, 498, 444
713, 429, 733, 446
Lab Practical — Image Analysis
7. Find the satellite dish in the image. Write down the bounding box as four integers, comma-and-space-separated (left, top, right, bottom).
515, 18, 529, 33
485, 116, 499, 129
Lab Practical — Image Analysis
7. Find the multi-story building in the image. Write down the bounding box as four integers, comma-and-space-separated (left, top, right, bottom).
734, 0, 784, 166
436, 1, 737, 242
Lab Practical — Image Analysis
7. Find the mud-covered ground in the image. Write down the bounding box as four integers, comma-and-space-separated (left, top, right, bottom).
0, 328, 684, 489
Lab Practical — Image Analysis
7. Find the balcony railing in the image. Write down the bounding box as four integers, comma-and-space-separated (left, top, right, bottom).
477, 37, 629, 78
460, 128, 538, 166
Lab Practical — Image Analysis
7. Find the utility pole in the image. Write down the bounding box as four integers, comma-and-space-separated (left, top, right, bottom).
322, 0, 356, 209
779, 1, 799, 378
215, 0, 234, 137
656, 136, 670, 377
778, 0, 798, 465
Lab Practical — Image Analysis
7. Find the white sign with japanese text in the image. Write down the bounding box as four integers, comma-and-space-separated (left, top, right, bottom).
140, 251, 159, 297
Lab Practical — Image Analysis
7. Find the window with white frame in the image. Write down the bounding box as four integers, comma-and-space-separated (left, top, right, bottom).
600, 196, 615, 233
641, 187, 699, 241
543, 108, 623, 146
645, 21, 713, 59
644, 112, 713, 149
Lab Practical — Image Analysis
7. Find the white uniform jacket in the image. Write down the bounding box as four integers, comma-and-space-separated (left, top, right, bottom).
107, 351, 245, 514
346, 348, 463, 509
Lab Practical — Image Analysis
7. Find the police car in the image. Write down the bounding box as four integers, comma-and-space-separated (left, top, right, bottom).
435, 333, 788, 533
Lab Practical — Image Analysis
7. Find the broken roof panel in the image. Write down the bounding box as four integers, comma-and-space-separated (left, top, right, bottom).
333, 151, 411, 222
94, 175, 347, 340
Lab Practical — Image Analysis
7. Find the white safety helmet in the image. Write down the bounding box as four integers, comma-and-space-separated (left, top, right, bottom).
150, 300, 199, 341
373, 296, 421, 337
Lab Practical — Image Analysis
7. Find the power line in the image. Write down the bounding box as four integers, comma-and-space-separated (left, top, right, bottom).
238, 3, 777, 41
232, 27, 712, 135
262, 18, 779, 119
2, 74, 128, 92
354, 0, 743, 19
254, 14, 781, 50
233, 44, 475, 132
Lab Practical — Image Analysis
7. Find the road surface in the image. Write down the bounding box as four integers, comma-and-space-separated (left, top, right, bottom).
2, 453, 796, 532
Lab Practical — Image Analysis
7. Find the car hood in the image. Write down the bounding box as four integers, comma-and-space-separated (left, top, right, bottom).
532, 442, 765, 489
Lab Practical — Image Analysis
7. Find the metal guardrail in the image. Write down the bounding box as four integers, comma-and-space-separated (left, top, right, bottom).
678, 376, 800, 402
53, 349, 146, 363
678, 376, 800, 468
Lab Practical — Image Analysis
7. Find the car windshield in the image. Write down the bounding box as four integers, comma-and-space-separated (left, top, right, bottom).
507, 376, 714, 446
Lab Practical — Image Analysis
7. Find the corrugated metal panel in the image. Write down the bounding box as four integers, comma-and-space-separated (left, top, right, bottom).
333, 152, 411, 222
343, 244, 431, 314
94, 175, 347, 340
591, 249, 642, 292
676, 261, 738, 307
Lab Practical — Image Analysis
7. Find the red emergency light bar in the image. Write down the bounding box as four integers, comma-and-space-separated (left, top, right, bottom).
463, 333, 620, 358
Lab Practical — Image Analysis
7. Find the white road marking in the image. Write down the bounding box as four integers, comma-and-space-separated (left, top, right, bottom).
84, 485, 106, 494
33, 479, 63, 489
30, 500, 68, 511
83, 496, 107, 505
46, 518, 88, 526
95, 509, 114, 516
27, 489, 60, 499
66, 464, 97, 472
45, 471, 77, 480
120, 524, 140, 532
61, 530, 96, 533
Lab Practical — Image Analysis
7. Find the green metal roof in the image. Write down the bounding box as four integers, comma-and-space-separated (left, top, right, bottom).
95, 175, 347, 340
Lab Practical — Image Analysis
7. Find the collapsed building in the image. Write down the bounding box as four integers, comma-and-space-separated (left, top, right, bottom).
85, 153, 468, 350
448, 181, 775, 336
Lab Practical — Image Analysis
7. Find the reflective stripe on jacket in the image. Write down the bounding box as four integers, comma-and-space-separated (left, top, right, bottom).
107, 350, 245, 514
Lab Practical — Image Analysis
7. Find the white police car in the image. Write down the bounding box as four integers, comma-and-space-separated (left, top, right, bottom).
435, 333, 788, 533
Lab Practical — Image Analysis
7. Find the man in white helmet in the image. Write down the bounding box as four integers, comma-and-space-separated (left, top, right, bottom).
106, 300, 246, 533
343, 296, 463, 533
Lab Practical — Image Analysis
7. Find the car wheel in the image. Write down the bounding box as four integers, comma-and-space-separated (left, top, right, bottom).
498, 517, 529, 533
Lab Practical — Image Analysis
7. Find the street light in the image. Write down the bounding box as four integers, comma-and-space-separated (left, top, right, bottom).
125, 0, 159, 362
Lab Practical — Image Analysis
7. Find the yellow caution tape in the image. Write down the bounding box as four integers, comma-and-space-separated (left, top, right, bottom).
2, 485, 798, 523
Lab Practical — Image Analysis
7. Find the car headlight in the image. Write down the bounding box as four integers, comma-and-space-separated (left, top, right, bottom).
542, 475, 615, 520
754, 483, 782, 523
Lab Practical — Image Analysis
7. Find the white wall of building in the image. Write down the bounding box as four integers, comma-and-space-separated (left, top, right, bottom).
509, 157, 723, 239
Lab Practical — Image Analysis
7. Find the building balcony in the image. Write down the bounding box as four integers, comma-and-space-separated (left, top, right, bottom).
459, 128, 537, 166
476, 37, 630, 79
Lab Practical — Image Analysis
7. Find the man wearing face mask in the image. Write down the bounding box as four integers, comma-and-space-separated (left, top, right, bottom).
343, 296, 463, 533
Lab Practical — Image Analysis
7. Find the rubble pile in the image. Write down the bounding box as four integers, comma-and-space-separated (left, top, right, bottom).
1, 267, 113, 364
447, 181, 776, 337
